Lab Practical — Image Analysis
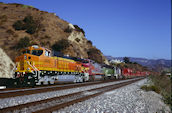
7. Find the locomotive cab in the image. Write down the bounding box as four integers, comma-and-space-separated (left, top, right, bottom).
14, 45, 55, 86
15, 45, 51, 73
21, 45, 51, 57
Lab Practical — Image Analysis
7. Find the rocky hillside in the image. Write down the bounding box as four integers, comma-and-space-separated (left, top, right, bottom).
0, 2, 109, 64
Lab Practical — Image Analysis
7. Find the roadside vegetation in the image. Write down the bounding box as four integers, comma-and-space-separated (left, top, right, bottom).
141, 85, 160, 93
87, 48, 103, 64
21, 4, 34, 8
15, 37, 31, 49
51, 39, 70, 52
0, 15, 7, 25
73, 25, 85, 36
13, 15, 40, 34
141, 72, 171, 109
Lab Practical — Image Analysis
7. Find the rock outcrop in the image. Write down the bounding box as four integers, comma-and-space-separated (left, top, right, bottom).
0, 48, 15, 78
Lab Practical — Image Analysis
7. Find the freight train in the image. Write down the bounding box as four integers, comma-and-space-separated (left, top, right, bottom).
1, 45, 149, 87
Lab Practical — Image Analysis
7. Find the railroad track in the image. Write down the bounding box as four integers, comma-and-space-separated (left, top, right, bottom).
0, 78, 131, 99
0, 77, 144, 113
0, 80, 111, 98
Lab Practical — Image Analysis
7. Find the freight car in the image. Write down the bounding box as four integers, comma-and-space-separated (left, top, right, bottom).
3, 45, 149, 87
122, 68, 149, 79
102, 64, 121, 79
81, 59, 104, 81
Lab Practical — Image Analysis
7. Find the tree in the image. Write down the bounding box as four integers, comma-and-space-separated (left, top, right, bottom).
73, 25, 85, 36
13, 15, 40, 34
87, 40, 92, 45
51, 39, 70, 52
12, 20, 25, 30
133, 62, 138, 64
16, 37, 30, 49
87, 48, 103, 64
123, 57, 130, 64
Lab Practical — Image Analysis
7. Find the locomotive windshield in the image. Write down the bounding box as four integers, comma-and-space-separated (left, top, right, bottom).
31, 50, 43, 56
22, 50, 30, 54
82, 60, 89, 63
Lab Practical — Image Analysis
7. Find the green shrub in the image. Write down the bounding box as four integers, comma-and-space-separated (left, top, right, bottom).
40, 41, 50, 46
52, 39, 70, 52
16, 37, 30, 49
133, 62, 138, 64
13, 34, 18, 38
162, 93, 172, 105
87, 48, 100, 54
13, 15, 40, 34
3, 6, 8, 10
23, 16, 33, 23
6, 29, 15, 35
75, 38, 80, 42
40, 41, 46, 46
124, 65, 128, 68
22, 5, 34, 8
149, 74, 171, 108
87, 40, 92, 45
0, 15, 7, 21
30, 41, 38, 45
74, 25, 85, 36
87, 48, 103, 64
64, 27, 73, 33
25, 24, 37, 34
123, 57, 130, 64
9, 3, 22, 7
13, 20, 25, 30
43, 35, 51, 39
0, 15, 7, 25
141, 85, 160, 93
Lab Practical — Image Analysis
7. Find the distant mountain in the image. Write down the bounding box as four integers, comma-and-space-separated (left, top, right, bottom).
106, 56, 171, 72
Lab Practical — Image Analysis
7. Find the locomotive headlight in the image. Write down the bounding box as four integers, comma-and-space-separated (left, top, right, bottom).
24, 55, 27, 60
27, 68, 30, 70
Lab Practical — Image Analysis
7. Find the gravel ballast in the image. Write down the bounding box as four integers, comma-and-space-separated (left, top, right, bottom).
0, 78, 139, 109
57, 79, 171, 113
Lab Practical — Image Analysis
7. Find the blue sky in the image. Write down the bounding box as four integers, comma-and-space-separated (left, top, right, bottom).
1, 0, 171, 59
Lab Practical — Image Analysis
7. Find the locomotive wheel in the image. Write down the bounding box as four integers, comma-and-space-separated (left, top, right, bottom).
104, 76, 107, 80
16, 77, 25, 87
30, 78, 36, 87
89, 76, 95, 81
48, 81, 51, 85
80, 76, 83, 83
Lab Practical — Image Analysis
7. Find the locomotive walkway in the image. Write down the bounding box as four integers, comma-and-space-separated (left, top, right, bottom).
0, 78, 143, 113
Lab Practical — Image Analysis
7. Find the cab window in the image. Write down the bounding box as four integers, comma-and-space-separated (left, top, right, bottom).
82, 60, 89, 63
32, 50, 43, 56
22, 50, 30, 54
45, 50, 51, 57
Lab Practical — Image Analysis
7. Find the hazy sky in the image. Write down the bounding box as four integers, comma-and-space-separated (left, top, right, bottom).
1, 0, 171, 59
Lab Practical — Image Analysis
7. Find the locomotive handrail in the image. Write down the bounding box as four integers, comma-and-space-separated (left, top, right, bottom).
26, 61, 39, 72
11, 63, 16, 78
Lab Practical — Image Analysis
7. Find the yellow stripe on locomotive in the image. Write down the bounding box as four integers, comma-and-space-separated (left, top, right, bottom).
15, 45, 82, 74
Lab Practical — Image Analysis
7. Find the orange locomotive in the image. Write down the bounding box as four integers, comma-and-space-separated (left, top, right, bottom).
15, 45, 89, 86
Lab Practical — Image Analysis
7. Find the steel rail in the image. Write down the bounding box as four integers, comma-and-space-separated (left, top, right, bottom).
0, 78, 144, 113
